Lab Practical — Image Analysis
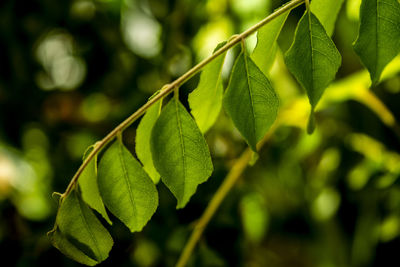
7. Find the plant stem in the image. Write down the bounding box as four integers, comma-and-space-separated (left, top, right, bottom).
63, 0, 305, 197
176, 123, 279, 267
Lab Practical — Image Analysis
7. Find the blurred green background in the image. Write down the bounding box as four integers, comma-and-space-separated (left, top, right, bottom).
1, 0, 400, 266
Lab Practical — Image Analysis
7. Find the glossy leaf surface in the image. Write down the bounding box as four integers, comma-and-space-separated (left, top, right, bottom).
223, 51, 279, 151
285, 11, 341, 109
353, 0, 400, 84
151, 98, 213, 208
98, 140, 158, 232
49, 190, 113, 266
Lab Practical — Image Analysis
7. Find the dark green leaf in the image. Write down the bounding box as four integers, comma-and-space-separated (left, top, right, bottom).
310, 0, 345, 36
252, 10, 289, 74
188, 42, 227, 133
285, 11, 342, 109
223, 50, 279, 151
136, 101, 162, 183
49, 228, 98, 266
49, 189, 113, 266
353, 0, 400, 84
151, 98, 213, 208
79, 154, 112, 224
98, 139, 158, 232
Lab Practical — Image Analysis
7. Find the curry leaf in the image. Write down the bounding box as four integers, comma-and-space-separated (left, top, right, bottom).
353, 0, 400, 85
78, 153, 112, 224
252, 10, 290, 74
285, 11, 342, 109
151, 98, 213, 208
188, 42, 227, 133
98, 139, 158, 232
136, 100, 162, 183
310, 0, 345, 36
48, 189, 113, 266
223, 50, 279, 151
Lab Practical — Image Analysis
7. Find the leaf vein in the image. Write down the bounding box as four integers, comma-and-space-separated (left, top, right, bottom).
118, 142, 136, 224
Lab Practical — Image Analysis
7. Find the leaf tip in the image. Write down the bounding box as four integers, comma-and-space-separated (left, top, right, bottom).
307, 110, 316, 134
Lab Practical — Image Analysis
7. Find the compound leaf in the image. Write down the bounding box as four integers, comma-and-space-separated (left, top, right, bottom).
353, 0, 400, 85
252, 10, 290, 74
310, 0, 345, 36
189, 42, 227, 133
49, 189, 113, 266
78, 153, 112, 225
285, 11, 342, 109
98, 139, 158, 232
151, 98, 213, 209
223, 50, 279, 151
136, 101, 162, 183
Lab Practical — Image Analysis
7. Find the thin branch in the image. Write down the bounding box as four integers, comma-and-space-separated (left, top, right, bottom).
63, 0, 305, 196
175, 122, 279, 267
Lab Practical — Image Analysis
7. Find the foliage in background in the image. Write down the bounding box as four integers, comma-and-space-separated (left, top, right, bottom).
0, 0, 400, 266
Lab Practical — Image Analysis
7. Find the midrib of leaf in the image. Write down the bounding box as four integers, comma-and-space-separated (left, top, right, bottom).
77, 194, 101, 261
118, 142, 137, 224
243, 52, 257, 141
175, 100, 187, 196
308, 11, 316, 98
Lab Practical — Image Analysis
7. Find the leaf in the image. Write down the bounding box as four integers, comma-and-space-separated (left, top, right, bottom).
136, 101, 162, 183
353, 0, 400, 85
49, 189, 113, 266
49, 228, 98, 266
285, 11, 342, 109
252, 10, 290, 74
78, 153, 112, 224
151, 98, 213, 208
310, 0, 345, 36
98, 139, 158, 232
223, 50, 279, 151
188, 42, 227, 133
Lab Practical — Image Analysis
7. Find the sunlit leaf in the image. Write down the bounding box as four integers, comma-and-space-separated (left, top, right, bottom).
151, 98, 213, 208
136, 101, 162, 183
78, 153, 112, 224
285, 11, 341, 109
252, 10, 289, 74
353, 0, 400, 85
189, 42, 227, 133
223, 50, 279, 151
49, 189, 113, 266
310, 0, 345, 36
98, 139, 158, 232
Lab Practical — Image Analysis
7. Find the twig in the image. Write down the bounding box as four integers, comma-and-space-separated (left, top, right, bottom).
175, 122, 278, 267
62, 0, 305, 197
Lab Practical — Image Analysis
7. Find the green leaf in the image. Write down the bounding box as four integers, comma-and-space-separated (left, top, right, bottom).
78, 154, 112, 224
223, 50, 279, 151
310, 0, 345, 36
151, 98, 213, 208
285, 11, 342, 109
98, 139, 158, 232
49, 228, 98, 266
252, 10, 290, 74
188, 42, 227, 133
353, 0, 400, 85
136, 101, 162, 183
49, 189, 113, 266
